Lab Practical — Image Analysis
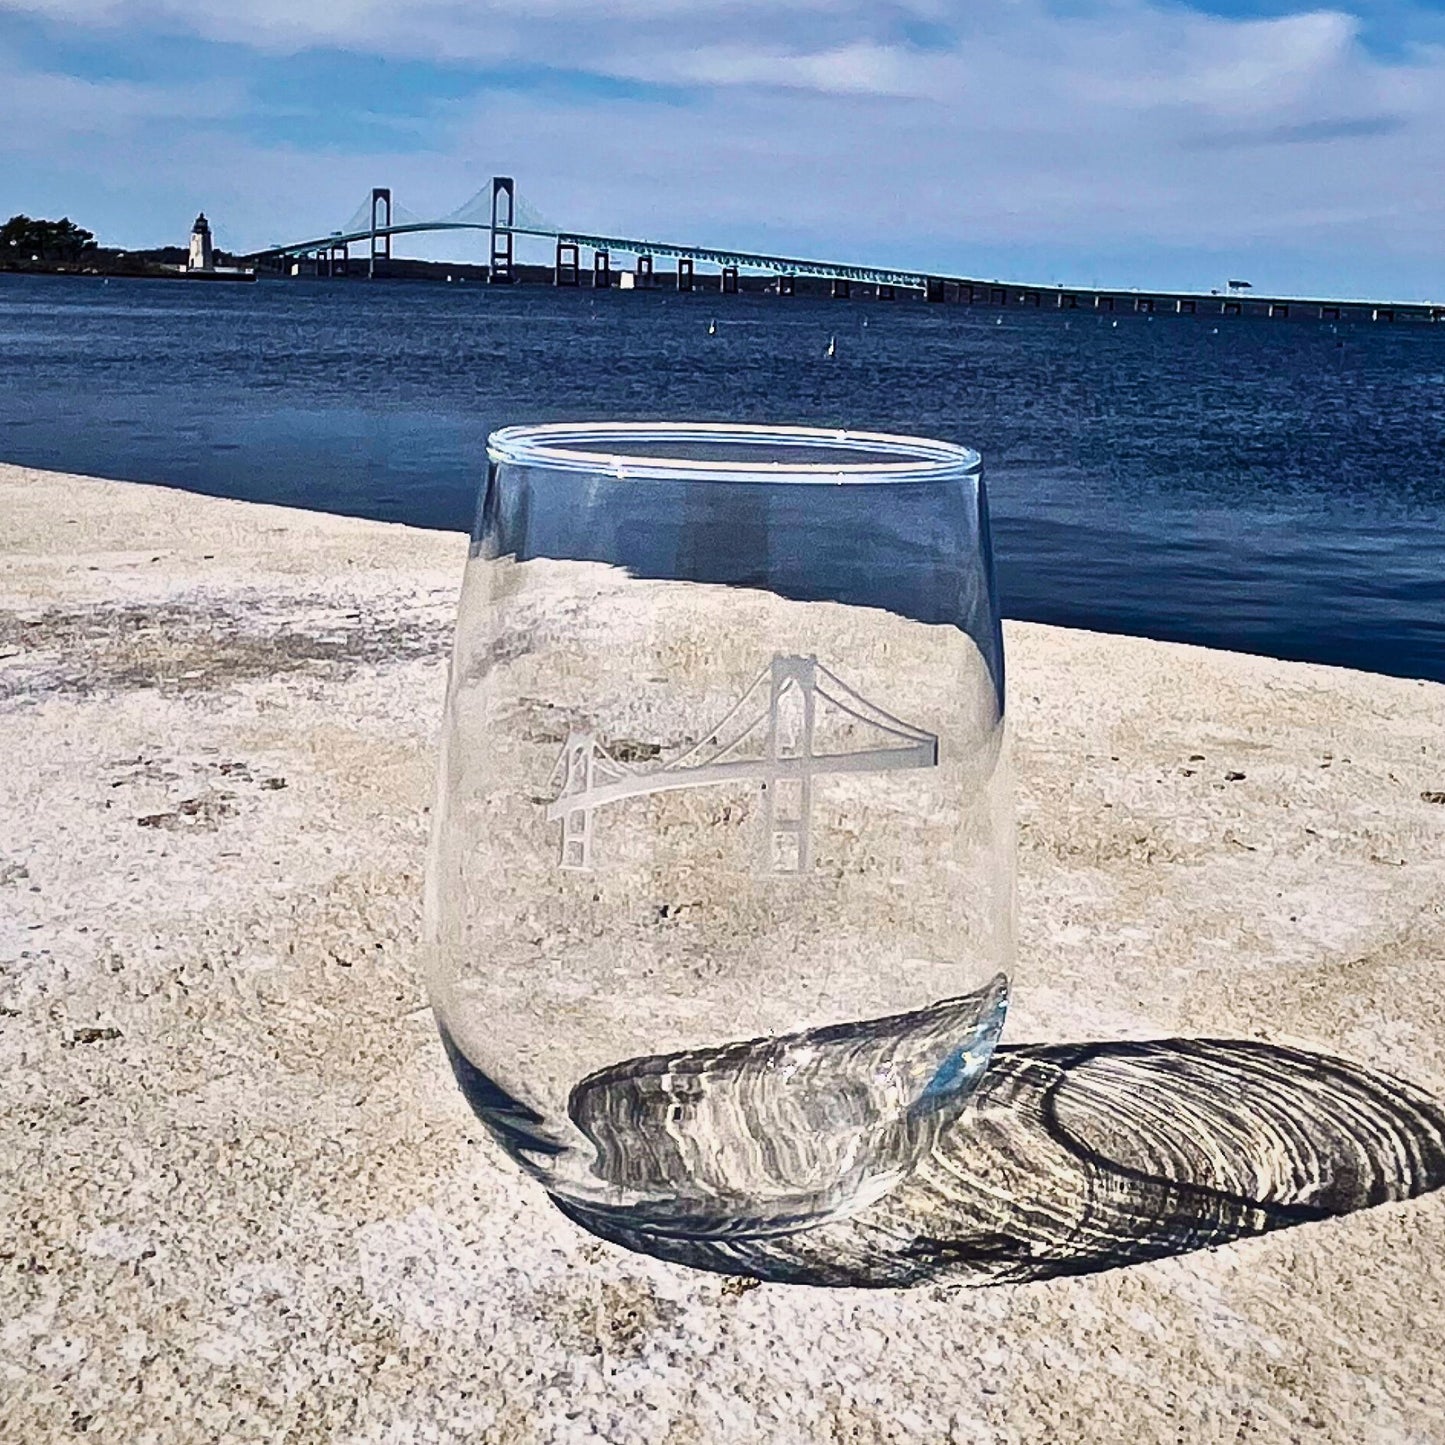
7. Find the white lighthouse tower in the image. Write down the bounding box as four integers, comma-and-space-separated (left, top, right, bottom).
187, 212, 214, 272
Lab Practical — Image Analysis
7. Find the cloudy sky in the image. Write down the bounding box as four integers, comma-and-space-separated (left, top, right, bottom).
2, 0, 1443, 298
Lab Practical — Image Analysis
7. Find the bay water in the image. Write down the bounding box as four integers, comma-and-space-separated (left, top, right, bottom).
1, 273, 1441, 681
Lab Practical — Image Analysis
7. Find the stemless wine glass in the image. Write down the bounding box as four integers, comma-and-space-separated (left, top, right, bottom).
425, 422, 1014, 1239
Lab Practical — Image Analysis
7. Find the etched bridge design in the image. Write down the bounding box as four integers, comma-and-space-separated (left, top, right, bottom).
546, 655, 938, 874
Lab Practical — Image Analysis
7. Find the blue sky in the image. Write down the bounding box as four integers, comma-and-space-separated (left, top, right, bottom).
2, 0, 1444, 297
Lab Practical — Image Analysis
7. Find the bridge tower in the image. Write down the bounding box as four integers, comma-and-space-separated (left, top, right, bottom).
490, 176, 516, 284
369, 188, 391, 280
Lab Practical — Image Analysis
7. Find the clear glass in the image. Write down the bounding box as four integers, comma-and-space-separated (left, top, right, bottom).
425, 421, 1014, 1238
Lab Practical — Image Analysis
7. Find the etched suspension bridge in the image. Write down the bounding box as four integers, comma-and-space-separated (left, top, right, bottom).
243, 176, 1445, 324
545, 655, 939, 875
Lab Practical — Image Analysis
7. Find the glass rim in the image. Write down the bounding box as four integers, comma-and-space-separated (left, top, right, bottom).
486, 421, 981, 485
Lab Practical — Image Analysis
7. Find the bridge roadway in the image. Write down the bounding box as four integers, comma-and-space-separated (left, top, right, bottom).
247, 221, 927, 287
247, 220, 489, 261
246, 222, 1445, 323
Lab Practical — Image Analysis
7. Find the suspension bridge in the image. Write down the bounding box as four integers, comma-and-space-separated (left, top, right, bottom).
244, 177, 933, 292
545, 654, 939, 875
244, 175, 1445, 322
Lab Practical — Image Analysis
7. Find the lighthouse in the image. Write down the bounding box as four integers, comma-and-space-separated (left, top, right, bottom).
187, 212, 214, 272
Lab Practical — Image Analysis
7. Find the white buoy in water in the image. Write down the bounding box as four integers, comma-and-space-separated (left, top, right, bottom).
708, 319, 716, 336
825, 335, 836, 358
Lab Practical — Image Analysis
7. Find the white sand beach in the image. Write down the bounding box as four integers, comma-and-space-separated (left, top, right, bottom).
2, 462, 1442, 1443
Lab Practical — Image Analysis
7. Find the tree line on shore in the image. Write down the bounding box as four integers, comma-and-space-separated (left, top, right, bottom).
2, 215, 99, 268
0, 214, 237, 275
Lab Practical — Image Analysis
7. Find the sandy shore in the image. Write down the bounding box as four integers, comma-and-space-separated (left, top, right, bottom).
2, 462, 1443, 1443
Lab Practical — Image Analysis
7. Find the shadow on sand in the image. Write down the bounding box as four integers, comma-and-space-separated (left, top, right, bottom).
554, 1039, 1445, 1288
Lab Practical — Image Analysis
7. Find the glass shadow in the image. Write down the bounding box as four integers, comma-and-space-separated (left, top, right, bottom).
549, 1037, 1445, 1288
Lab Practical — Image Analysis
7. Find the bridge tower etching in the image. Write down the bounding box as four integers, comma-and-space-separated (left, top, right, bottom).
546, 654, 938, 874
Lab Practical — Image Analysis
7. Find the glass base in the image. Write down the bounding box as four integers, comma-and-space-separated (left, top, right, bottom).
442, 975, 1009, 1241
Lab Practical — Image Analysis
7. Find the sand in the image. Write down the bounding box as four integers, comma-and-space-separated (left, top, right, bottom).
2, 462, 1443, 1443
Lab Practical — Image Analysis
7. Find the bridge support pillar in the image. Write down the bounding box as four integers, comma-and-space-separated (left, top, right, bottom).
329, 243, 349, 279
877, 284, 894, 301
555, 240, 579, 286
369, 188, 391, 280
636, 254, 654, 288
677, 257, 694, 292
832, 277, 851, 299
925, 276, 945, 303
489, 176, 516, 284
720, 265, 738, 294
593, 250, 611, 288
777, 274, 795, 297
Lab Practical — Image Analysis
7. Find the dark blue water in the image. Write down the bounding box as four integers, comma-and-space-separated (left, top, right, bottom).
3, 273, 1443, 682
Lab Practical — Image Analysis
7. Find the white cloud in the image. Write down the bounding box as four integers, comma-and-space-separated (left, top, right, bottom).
617, 42, 932, 97
0, 60, 244, 151
1068, 9, 1368, 119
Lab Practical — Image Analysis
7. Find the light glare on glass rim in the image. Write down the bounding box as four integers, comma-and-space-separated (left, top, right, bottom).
487, 421, 982, 485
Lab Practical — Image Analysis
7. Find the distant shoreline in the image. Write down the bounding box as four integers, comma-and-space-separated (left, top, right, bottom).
0, 263, 252, 283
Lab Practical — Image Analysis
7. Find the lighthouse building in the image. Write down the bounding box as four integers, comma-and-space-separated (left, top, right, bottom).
187, 213, 215, 272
